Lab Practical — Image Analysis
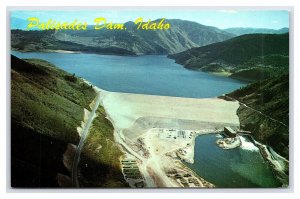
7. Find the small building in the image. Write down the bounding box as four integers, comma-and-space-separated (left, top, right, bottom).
224, 127, 236, 138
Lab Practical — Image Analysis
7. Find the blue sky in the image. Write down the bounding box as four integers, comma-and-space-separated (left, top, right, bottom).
11, 9, 289, 29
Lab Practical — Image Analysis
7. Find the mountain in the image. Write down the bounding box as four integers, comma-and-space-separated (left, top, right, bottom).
11, 19, 234, 55
11, 55, 127, 187
225, 74, 289, 159
168, 33, 289, 81
224, 27, 289, 36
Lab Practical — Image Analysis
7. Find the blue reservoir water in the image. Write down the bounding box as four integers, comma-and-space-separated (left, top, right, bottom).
186, 134, 281, 188
11, 51, 246, 98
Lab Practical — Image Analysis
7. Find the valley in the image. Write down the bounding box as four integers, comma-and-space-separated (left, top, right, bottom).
10, 15, 290, 188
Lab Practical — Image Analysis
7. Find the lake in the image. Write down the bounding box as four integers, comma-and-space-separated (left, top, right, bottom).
11, 51, 246, 98
186, 134, 281, 188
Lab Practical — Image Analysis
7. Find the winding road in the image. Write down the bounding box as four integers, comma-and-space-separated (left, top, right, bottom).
71, 92, 102, 187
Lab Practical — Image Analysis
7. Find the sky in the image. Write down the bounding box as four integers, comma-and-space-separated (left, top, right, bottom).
11, 9, 289, 30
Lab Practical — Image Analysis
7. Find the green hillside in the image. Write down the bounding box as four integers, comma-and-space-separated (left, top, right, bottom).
225, 74, 289, 159
79, 106, 127, 187
11, 55, 126, 187
169, 33, 289, 81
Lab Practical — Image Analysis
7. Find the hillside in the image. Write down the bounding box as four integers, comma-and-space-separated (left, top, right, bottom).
225, 74, 289, 159
11, 55, 127, 187
169, 33, 289, 81
224, 27, 289, 36
11, 19, 234, 55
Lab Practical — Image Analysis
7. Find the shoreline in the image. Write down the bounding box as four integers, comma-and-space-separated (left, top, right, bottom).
248, 136, 289, 187
46, 49, 80, 54
11, 49, 257, 84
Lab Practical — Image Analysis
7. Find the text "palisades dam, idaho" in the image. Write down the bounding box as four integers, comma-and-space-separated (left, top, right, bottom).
26, 17, 171, 31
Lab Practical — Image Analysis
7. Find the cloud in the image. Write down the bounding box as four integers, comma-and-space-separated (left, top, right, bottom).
219, 10, 238, 14
272, 20, 279, 24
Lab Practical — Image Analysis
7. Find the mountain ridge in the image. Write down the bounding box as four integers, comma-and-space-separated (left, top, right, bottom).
11, 19, 234, 55
224, 27, 289, 36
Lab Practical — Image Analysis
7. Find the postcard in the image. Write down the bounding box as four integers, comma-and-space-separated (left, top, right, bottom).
10, 8, 289, 189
